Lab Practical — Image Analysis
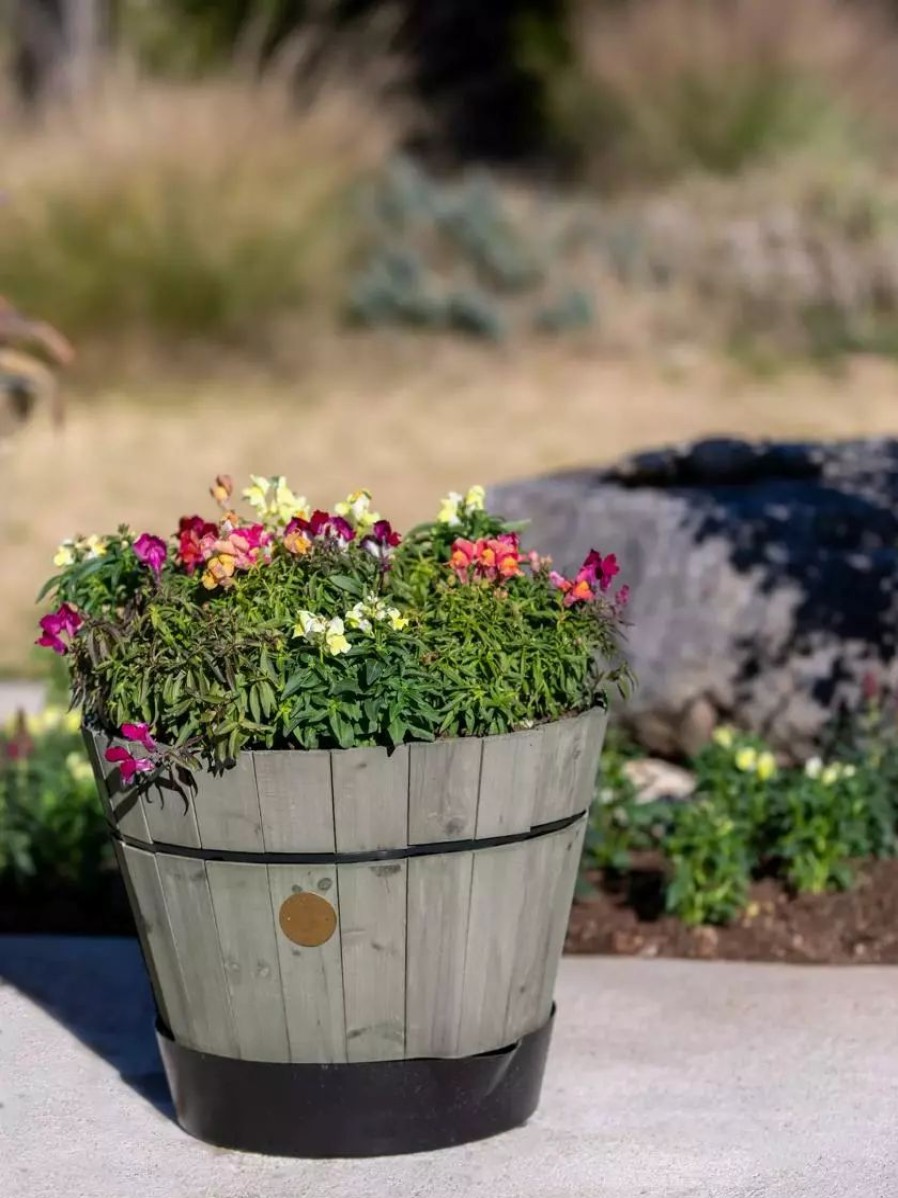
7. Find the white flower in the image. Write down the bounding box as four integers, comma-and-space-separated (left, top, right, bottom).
294, 610, 326, 640
437, 491, 463, 526
804, 757, 823, 780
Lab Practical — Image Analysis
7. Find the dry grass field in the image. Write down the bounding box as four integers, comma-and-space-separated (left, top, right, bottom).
5, 339, 898, 674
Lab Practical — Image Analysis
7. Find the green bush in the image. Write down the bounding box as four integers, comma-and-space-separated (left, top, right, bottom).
0, 707, 109, 890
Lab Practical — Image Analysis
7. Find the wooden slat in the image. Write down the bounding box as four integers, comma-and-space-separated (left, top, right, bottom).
141, 771, 201, 848
531, 709, 608, 826
191, 754, 264, 852
155, 853, 239, 1057
456, 839, 530, 1057
206, 861, 290, 1062
503, 821, 581, 1042
405, 851, 474, 1058
331, 746, 409, 852
116, 842, 191, 1042
407, 738, 482, 845
268, 865, 346, 1063
255, 750, 334, 853
85, 728, 153, 843
81, 726, 113, 821
338, 861, 407, 1062
534, 816, 589, 1023
475, 728, 542, 838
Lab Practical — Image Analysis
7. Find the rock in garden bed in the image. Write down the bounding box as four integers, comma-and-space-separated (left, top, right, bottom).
568, 858, 898, 964
492, 437, 898, 759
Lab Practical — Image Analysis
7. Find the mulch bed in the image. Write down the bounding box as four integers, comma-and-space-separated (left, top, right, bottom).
6, 858, 898, 963
567, 855, 898, 963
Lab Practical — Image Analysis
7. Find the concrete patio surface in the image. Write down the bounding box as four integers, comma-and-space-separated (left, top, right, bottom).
1, 936, 896, 1198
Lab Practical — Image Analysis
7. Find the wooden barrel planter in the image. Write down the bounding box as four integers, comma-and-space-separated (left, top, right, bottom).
84, 707, 606, 1157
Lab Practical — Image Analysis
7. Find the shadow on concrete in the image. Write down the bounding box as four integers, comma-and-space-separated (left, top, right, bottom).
0, 935, 173, 1117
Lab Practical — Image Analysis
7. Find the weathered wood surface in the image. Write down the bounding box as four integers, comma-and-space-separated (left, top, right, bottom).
531, 709, 608, 826
206, 861, 290, 1062
408, 737, 482, 844
83, 728, 152, 843
405, 850, 474, 1057
255, 750, 335, 853
268, 864, 347, 1063
338, 860, 408, 1062
141, 774, 201, 848
191, 755, 263, 852
331, 746, 409, 852
475, 728, 543, 838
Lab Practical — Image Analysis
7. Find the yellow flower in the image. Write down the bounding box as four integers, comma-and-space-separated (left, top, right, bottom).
335, 489, 380, 535
66, 752, 94, 785
294, 610, 326, 641
53, 541, 76, 567
465, 484, 486, 511
734, 747, 758, 773
345, 601, 372, 633
243, 475, 271, 515
63, 710, 82, 734
756, 752, 777, 782
387, 607, 409, 631
712, 726, 734, 749
82, 534, 107, 559
437, 491, 463, 525
324, 617, 350, 655
274, 478, 309, 525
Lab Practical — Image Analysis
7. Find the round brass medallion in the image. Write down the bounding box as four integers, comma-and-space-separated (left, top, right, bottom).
278, 891, 337, 947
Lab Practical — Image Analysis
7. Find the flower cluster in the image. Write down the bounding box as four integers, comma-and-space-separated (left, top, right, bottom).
104, 722, 159, 785
804, 758, 858, 786
438, 484, 486, 527
199, 521, 273, 591
294, 595, 410, 656
37, 603, 82, 655
346, 596, 409, 634
549, 550, 624, 608
450, 533, 522, 583
243, 475, 309, 527
53, 534, 107, 567
293, 611, 351, 656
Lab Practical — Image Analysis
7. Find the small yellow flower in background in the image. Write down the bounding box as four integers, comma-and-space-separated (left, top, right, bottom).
63, 710, 82, 734
244, 475, 309, 526
735, 747, 758, 773
243, 474, 270, 515
66, 752, 94, 785
712, 726, 734, 749
804, 756, 823, 780
274, 478, 309, 525
324, 617, 350, 656
465, 484, 486, 511
756, 752, 777, 781
387, 608, 409, 631
437, 491, 463, 526
53, 541, 76, 567
335, 489, 380, 536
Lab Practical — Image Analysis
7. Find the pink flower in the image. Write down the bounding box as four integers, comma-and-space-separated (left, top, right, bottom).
579, 550, 620, 592
309, 510, 355, 542
450, 538, 477, 582
36, 602, 83, 655
104, 745, 154, 785
121, 722, 157, 753
616, 584, 630, 608
133, 533, 168, 577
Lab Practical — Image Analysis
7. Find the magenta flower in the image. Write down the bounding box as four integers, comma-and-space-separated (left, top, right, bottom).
361, 519, 401, 561
133, 533, 168, 577
308, 510, 356, 542
121, 722, 157, 753
579, 550, 620, 592
104, 745, 154, 785
36, 602, 83, 655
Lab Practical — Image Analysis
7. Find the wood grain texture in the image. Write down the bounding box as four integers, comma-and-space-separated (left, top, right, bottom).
534, 816, 589, 1023
254, 750, 334, 853
155, 853, 239, 1056
407, 737, 482, 845
475, 728, 543, 838
456, 839, 530, 1056
405, 851, 474, 1058
140, 772, 201, 848
268, 864, 347, 1063
569, 708, 608, 816
206, 861, 290, 1062
85, 728, 153, 842
192, 754, 264, 852
531, 709, 608, 826
331, 746, 409, 852
338, 860, 407, 1062
117, 842, 191, 1042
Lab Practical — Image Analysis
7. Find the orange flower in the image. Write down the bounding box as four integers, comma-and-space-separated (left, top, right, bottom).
210, 474, 234, 508
450, 538, 477, 581
201, 553, 236, 591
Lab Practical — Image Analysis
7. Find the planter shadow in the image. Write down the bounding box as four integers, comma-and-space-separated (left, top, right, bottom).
0, 934, 173, 1118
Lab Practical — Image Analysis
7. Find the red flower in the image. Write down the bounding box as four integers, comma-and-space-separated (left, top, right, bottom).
177, 516, 217, 574
361, 520, 401, 562
104, 745, 154, 785
579, 549, 620, 592
133, 533, 168, 577
308, 510, 356, 542
450, 538, 477, 582
36, 603, 83, 655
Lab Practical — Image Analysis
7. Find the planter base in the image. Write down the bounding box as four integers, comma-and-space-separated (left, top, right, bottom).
156, 1008, 555, 1158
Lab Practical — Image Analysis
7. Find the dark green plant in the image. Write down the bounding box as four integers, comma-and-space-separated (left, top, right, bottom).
664, 798, 752, 926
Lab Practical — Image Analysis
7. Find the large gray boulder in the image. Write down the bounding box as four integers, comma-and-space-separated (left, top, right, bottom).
491, 438, 898, 759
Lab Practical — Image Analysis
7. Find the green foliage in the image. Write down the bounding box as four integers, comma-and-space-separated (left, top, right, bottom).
44, 482, 628, 768
347, 157, 597, 340
584, 723, 898, 926
0, 708, 109, 889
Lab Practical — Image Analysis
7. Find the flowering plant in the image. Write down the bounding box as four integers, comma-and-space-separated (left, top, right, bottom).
37, 477, 630, 768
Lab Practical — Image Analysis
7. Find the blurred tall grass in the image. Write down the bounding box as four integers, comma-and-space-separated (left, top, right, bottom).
0, 64, 393, 350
